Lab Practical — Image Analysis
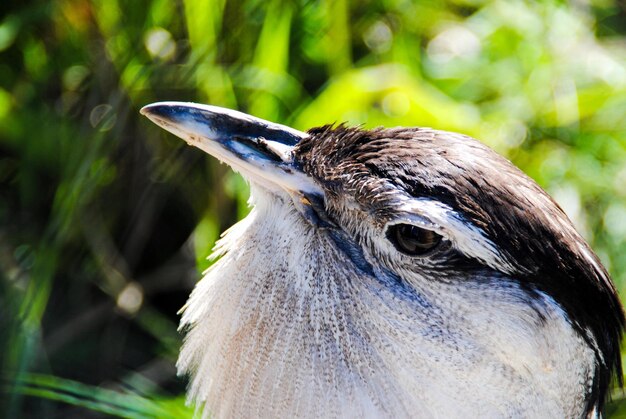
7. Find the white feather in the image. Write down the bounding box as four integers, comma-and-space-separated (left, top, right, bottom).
178, 186, 596, 419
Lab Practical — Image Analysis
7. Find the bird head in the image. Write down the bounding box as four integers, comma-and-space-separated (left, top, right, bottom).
142, 102, 624, 418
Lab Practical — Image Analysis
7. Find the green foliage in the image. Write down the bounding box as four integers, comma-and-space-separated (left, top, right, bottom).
7, 373, 191, 418
2, 0, 626, 416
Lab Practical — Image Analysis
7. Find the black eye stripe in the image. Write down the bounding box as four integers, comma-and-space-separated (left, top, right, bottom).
386, 224, 442, 256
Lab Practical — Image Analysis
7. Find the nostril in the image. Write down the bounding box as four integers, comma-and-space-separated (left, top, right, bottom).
234, 135, 285, 163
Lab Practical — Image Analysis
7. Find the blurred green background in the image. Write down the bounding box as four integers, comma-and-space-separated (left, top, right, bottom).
2, 0, 626, 417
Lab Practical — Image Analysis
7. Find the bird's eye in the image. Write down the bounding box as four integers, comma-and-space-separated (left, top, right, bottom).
386, 224, 442, 256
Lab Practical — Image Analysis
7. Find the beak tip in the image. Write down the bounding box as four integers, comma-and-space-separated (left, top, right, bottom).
140, 103, 163, 118
140, 102, 179, 119
140, 103, 178, 133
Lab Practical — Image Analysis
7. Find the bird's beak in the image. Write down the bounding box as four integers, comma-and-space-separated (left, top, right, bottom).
140, 102, 322, 197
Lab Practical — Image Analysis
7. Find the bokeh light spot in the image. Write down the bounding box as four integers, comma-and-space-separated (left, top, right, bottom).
89, 104, 116, 131
144, 27, 176, 61
427, 26, 481, 63
364, 21, 392, 53
117, 282, 144, 315
382, 91, 410, 117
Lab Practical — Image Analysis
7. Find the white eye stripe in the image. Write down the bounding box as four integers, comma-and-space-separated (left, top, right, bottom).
396, 198, 515, 273
385, 215, 441, 233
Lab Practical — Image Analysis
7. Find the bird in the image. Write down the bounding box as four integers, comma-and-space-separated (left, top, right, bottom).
141, 102, 624, 419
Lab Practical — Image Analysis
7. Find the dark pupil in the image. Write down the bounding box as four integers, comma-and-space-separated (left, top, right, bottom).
388, 224, 441, 256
